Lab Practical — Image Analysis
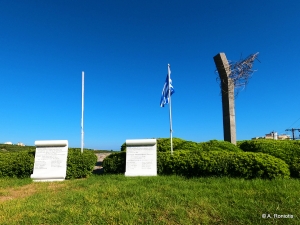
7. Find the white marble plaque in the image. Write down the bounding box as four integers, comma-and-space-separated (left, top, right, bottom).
125, 139, 157, 176
31, 140, 68, 182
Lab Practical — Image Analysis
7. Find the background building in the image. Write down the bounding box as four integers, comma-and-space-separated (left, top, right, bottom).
252, 132, 290, 140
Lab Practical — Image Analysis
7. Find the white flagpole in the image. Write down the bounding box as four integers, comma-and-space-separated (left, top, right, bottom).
168, 64, 173, 155
81, 71, 84, 154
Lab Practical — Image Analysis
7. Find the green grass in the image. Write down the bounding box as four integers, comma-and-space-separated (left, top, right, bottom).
0, 175, 299, 224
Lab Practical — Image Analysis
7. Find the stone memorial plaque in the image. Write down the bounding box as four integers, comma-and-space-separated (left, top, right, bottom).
125, 139, 157, 176
31, 140, 68, 182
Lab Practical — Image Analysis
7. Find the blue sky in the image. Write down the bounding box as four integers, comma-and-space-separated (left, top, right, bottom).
1, 0, 300, 150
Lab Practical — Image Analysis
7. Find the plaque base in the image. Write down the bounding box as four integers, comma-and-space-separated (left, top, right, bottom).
125, 172, 157, 177
31, 176, 66, 182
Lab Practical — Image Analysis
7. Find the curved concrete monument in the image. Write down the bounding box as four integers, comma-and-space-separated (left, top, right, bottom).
31, 140, 69, 182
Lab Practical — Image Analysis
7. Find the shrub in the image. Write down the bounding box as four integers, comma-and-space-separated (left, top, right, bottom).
176, 141, 203, 151
158, 151, 289, 179
120, 143, 126, 151
199, 140, 243, 152
0, 151, 34, 178
120, 138, 243, 153
239, 140, 300, 177
156, 138, 186, 152
226, 152, 290, 179
0, 144, 36, 153
0, 149, 97, 179
66, 149, 97, 179
236, 140, 248, 148
157, 151, 191, 175
120, 138, 187, 152
103, 150, 290, 179
103, 152, 126, 174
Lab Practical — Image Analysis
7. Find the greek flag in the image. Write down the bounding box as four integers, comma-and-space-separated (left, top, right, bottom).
160, 66, 175, 107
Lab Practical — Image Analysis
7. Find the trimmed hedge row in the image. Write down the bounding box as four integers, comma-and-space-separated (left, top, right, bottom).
120, 138, 187, 152
66, 149, 97, 179
0, 149, 97, 179
103, 151, 290, 179
239, 140, 300, 177
121, 138, 241, 152
199, 140, 242, 152
159, 151, 290, 179
102, 152, 126, 174
0, 151, 35, 178
0, 144, 36, 153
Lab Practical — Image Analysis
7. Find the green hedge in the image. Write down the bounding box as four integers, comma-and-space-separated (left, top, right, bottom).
0, 144, 36, 153
120, 138, 186, 152
120, 138, 242, 152
175, 141, 203, 151
102, 152, 126, 174
239, 140, 300, 177
199, 140, 242, 152
0, 149, 97, 179
66, 149, 97, 179
156, 138, 186, 152
0, 151, 35, 178
103, 150, 290, 179
158, 151, 290, 179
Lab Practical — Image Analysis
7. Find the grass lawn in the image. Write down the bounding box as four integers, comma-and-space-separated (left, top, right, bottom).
0, 175, 299, 224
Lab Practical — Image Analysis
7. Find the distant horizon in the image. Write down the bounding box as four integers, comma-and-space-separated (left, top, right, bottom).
1, 133, 299, 152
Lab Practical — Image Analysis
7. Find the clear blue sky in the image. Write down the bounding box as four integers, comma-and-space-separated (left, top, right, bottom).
1, 0, 300, 150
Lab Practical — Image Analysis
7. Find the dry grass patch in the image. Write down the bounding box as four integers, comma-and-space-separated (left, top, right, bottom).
0, 183, 38, 202
46, 182, 68, 191
0, 181, 68, 203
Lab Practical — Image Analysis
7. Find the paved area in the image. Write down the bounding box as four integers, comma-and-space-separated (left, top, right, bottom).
93, 153, 112, 174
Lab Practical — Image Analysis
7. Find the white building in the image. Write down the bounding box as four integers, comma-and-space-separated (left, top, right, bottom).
252, 132, 290, 140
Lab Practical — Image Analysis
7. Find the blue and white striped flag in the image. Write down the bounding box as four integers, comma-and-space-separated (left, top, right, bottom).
160, 65, 175, 107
